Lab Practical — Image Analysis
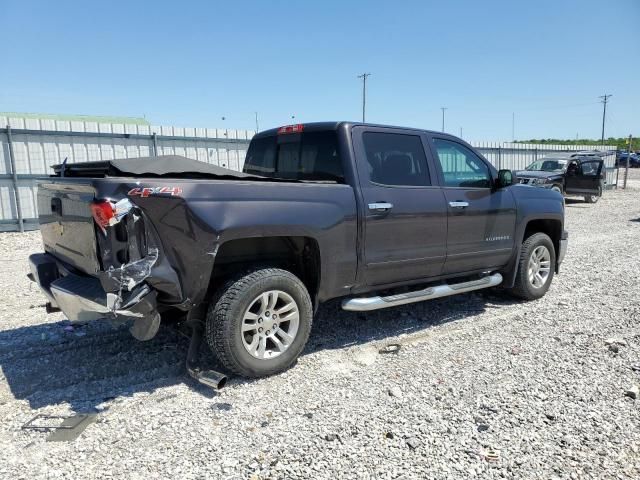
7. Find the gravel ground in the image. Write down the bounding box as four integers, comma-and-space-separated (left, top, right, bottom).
1, 171, 639, 480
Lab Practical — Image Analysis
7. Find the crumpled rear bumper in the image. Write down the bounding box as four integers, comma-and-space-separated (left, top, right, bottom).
28, 253, 160, 339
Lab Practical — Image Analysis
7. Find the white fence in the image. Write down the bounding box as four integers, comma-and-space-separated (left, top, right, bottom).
471, 141, 618, 187
1, 116, 255, 231
0, 115, 619, 232
472, 141, 617, 171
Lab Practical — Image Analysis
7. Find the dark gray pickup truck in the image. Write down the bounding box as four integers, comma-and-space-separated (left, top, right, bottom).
29, 122, 568, 387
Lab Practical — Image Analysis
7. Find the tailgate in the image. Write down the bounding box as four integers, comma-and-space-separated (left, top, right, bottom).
37, 181, 100, 274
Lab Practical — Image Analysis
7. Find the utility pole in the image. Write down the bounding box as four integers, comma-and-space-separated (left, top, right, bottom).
623, 134, 632, 189
599, 94, 612, 146
254, 112, 259, 132
459, 127, 463, 138
441, 107, 447, 132
357, 73, 371, 122
511, 112, 515, 142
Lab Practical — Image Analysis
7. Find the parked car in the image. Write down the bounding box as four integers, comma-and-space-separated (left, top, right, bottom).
569, 150, 606, 159
516, 155, 605, 203
28, 122, 568, 386
616, 151, 640, 168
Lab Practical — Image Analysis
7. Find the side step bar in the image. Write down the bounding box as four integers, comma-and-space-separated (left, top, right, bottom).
341, 273, 503, 312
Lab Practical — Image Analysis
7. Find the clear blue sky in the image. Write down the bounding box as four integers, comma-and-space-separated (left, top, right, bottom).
2, 0, 638, 141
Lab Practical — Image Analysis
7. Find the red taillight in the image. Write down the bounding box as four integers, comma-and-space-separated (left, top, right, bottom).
91, 200, 115, 229
277, 124, 304, 135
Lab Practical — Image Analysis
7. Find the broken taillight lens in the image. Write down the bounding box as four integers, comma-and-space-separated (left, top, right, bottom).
91, 200, 115, 229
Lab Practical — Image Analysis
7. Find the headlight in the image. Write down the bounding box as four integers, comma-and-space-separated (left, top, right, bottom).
533, 178, 551, 184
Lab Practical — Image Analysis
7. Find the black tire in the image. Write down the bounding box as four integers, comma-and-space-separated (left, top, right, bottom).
584, 188, 601, 203
508, 232, 556, 300
206, 268, 313, 378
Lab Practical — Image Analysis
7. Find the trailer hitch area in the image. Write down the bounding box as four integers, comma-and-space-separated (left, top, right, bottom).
185, 318, 227, 390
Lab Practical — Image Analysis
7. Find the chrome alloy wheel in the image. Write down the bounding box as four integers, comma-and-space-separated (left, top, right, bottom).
241, 290, 300, 359
528, 245, 551, 289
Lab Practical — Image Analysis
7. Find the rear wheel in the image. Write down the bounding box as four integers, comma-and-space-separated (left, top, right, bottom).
508, 232, 556, 300
206, 268, 313, 378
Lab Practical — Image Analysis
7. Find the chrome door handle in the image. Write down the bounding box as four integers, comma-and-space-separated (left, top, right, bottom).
448, 201, 469, 208
368, 202, 393, 212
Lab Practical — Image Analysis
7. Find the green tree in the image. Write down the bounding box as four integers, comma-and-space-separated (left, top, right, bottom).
515, 137, 638, 151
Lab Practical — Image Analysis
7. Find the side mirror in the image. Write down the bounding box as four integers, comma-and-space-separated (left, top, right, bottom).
496, 169, 516, 188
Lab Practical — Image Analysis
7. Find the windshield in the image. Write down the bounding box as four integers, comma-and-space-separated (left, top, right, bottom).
243, 131, 344, 182
525, 159, 568, 172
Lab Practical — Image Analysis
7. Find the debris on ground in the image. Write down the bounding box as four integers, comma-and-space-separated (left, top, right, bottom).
21, 414, 98, 442
388, 386, 403, 398
625, 385, 639, 400
406, 436, 422, 449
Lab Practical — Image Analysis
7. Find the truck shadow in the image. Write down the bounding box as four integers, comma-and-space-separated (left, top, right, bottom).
0, 319, 195, 413
306, 290, 518, 354
0, 291, 517, 413
564, 198, 589, 207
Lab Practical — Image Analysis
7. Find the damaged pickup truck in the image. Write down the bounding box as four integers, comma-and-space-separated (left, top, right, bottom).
29, 122, 568, 387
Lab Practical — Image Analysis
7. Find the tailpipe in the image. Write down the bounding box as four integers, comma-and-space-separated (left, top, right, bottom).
187, 364, 227, 390
185, 317, 227, 389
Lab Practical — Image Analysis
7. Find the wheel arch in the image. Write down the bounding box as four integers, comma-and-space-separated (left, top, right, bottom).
502, 216, 563, 288
205, 236, 321, 308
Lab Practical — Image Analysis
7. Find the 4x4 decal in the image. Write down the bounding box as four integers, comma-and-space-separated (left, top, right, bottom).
128, 186, 183, 198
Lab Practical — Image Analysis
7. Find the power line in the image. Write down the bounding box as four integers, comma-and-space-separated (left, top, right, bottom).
357, 73, 371, 122
599, 94, 612, 146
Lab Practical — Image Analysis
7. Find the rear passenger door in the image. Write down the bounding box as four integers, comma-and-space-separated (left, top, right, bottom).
428, 136, 517, 274
352, 127, 447, 286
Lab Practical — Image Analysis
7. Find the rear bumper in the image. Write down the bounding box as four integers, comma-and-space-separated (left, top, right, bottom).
29, 253, 158, 324
558, 230, 568, 266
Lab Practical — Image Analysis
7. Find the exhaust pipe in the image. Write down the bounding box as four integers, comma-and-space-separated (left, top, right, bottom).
185, 318, 227, 389
187, 364, 228, 389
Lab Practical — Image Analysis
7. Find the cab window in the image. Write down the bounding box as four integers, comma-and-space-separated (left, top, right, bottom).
580, 161, 601, 176
433, 138, 491, 188
243, 131, 344, 182
362, 132, 431, 186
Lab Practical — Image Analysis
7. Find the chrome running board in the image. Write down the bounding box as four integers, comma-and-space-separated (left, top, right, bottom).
341, 273, 503, 312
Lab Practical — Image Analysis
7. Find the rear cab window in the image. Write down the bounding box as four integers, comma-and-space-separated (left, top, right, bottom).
243, 130, 344, 182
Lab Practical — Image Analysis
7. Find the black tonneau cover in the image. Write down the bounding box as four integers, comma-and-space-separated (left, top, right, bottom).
51, 155, 264, 180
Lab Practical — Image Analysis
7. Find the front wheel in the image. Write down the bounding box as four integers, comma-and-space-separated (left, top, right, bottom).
584, 188, 601, 203
206, 268, 313, 378
508, 232, 556, 300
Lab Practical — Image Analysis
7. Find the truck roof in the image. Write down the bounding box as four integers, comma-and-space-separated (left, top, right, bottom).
253, 121, 445, 139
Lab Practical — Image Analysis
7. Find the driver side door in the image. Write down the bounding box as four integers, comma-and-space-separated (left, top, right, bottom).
565, 160, 603, 195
